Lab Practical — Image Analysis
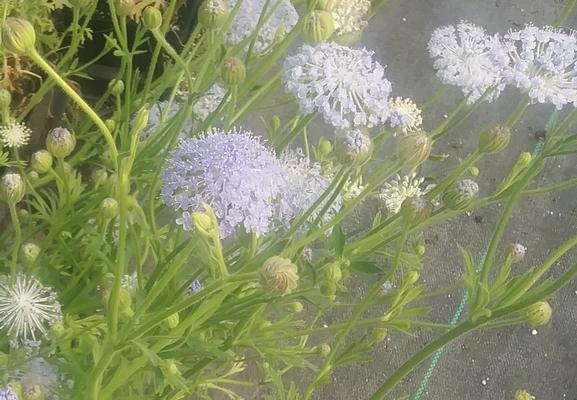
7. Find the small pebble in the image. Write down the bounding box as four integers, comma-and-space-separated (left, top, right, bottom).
402, 17, 407, 22
481, 379, 487, 386
531, 329, 538, 336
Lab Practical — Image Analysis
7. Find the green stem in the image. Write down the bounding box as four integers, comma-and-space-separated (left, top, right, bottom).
8, 202, 21, 279
28, 48, 118, 168
556, 0, 577, 25
522, 177, 577, 196
505, 96, 530, 128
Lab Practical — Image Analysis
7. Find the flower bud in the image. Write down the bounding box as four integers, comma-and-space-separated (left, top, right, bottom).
397, 132, 432, 167
22, 384, 44, 400
514, 390, 535, 400
478, 124, 511, 154
525, 301, 552, 327
142, 7, 163, 30
442, 179, 479, 210
108, 79, 124, 96
287, 301, 304, 313
336, 130, 373, 166
115, 0, 135, 17
51, 323, 66, 339
517, 151, 532, 167
508, 243, 527, 263
372, 327, 388, 342
192, 211, 213, 237
221, 57, 246, 86
0, 172, 25, 203
164, 359, 181, 377
0, 88, 11, 110
91, 169, 108, 187
31, 150, 53, 174
303, 10, 334, 44
198, 0, 229, 29
1, 18, 36, 55
46, 127, 76, 158
405, 270, 420, 285
400, 196, 434, 225
132, 107, 149, 135
21, 242, 41, 265
105, 119, 116, 132
100, 197, 119, 219
28, 171, 39, 181
316, 343, 331, 357
325, 262, 343, 284
469, 166, 479, 177
260, 256, 299, 296
118, 287, 133, 316
318, 138, 333, 157
164, 312, 180, 329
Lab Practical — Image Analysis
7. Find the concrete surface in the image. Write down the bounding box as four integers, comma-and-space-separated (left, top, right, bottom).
314, 1, 577, 399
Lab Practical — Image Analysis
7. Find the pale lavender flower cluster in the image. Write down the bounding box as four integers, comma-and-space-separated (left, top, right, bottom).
162, 128, 286, 238
0, 384, 17, 400
502, 25, 577, 109
223, 0, 298, 53
428, 21, 507, 103
162, 129, 342, 237
283, 42, 391, 129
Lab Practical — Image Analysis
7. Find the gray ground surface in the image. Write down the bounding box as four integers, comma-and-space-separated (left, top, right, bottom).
311, 1, 577, 399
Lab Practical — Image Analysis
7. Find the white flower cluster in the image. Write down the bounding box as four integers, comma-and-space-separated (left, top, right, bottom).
331, 0, 371, 36
0, 122, 31, 148
223, 0, 298, 53
429, 22, 577, 109
388, 97, 423, 134
283, 42, 391, 129
379, 174, 434, 214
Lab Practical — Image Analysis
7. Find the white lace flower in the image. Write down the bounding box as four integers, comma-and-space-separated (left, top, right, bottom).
121, 272, 138, 292
331, 0, 370, 36
0, 384, 17, 400
342, 177, 365, 202
223, 0, 298, 53
0, 275, 62, 347
502, 25, 577, 109
283, 42, 391, 129
428, 22, 508, 103
379, 173, 434, 214
192, 83, 228, 121
389, 97, 423, 134
0, 122, 31, 148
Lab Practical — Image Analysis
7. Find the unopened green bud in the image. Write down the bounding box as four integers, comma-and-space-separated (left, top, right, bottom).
100, 197, 119, 219
0, 88, 11, 109
478, 124, 511, 154
0, 172, 25, 203
2, 18, 36, 55
287, 301, 304, 313
91, 169, 108, 187
517, 151, 532, 167
51, 323, 65, 338
325, 262, 342, 284
31, 150, 53, 174
28, 171, 39, 181
164, 359, 181, 377
405, 271, 420, 285
133, 107, 149, 135
372, 327, 388, 342
118, 287, 133, 316
397, 132, 432, 167
221, 57, 246, 86
336, 130, 373, 166
525, 301, 552, 327
108, 79, 124, 96
142, 7, 163, 30
442, 179, 479, 210
303, 10, 334, 44
400, 196, 434, 225
198, 0, 228, 29
22, 384, 44, 400
105, 119, 116, 132
469, 166, 479, 177
318, 138, 333, 156
165, 312, 180, 329
21, 242, 41, 265
260, 256, 299, 296
46, 127, 76, 158
316, 343, 331, 357
514, 389, 535, 400
192, 211, 213, 237
115, 0, 135, 17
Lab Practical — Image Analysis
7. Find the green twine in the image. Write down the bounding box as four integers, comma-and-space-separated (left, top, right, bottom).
411, 110, 557, 400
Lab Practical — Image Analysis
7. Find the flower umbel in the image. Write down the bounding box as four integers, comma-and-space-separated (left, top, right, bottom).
283, 42, 391, 129
161, 128, 286, 237
331, 0, 370, 36
428, 21, 507, 103
502, 25, 577, 109
379, 174, 434, 214
0, 122, 31, 148
0, 384, 17, 400
0, 275, 63, 347
389, 97, 423, 134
